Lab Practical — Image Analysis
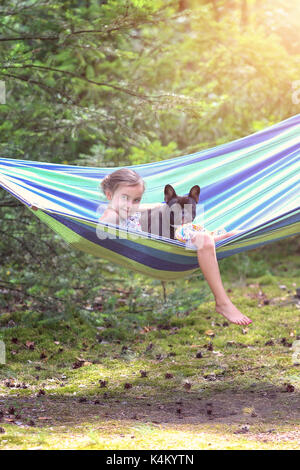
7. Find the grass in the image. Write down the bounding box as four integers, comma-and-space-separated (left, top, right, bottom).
0, 236, 299, 450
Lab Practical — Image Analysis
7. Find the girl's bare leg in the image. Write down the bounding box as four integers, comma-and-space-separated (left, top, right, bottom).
191, 232, 252, 325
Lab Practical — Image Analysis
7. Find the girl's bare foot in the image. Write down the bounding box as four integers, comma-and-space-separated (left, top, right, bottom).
215, 300, 252, 325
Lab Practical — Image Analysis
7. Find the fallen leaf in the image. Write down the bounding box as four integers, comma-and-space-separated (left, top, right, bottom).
140, 370, 147, 377
284, 383, 295, 393
205, 330, 215, 337
72, 360, 84, 369
234, 425, 250, 434
183, 381, 191, 390
165, 373, 174, 379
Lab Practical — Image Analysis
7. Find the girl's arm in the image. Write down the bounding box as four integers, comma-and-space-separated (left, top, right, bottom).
98, 208, 119, 225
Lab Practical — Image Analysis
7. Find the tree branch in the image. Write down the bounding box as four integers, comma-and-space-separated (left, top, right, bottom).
0, 35, 59, 42
1, 64, 192, 102
0, 198, 22, 208
0, 227, 39, 263
0, 0, 50, 17
0, 71, 77, 104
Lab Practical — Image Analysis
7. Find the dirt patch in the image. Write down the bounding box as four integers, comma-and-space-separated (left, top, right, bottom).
1, 386, 299, 443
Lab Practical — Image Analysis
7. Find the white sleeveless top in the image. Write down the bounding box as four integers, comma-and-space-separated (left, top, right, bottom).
119, 211, 142, 232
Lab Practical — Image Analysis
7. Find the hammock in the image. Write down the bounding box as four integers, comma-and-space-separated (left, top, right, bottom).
0, 114, 299, 281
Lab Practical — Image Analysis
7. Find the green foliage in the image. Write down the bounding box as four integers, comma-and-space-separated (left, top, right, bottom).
128, 140, 178, 164
0, 4, 299, 448
0, 0, 299, 325
0, 0, 299, 166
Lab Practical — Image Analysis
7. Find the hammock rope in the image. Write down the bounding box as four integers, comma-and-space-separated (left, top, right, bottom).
0, 114, 299, 280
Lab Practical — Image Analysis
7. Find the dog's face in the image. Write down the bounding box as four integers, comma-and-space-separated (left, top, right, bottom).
140, 184, 200, 239
164, 184, 200, 228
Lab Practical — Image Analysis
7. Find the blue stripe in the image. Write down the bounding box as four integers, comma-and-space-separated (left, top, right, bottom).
49, 212, 199, 272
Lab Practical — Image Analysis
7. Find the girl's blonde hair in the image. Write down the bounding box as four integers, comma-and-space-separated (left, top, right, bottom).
100, 168, 145, 197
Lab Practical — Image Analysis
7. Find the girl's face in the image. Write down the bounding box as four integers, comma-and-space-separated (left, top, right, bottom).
106, 183, 144, 219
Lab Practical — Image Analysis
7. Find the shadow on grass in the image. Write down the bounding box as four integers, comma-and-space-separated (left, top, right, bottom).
1, 383, 300, 429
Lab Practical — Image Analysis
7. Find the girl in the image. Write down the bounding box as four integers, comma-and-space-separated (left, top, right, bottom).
99, 168, 252, 326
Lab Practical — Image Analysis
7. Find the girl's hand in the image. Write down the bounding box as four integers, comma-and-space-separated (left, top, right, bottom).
213, 229, 242, 241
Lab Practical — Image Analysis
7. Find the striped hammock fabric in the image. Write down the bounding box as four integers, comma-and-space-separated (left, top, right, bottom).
0, 114, 299, 280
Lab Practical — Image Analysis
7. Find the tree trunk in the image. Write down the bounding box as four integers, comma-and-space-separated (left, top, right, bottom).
211, 0, 220, 22
241, 0, 248, 29
178, 0, 188, 12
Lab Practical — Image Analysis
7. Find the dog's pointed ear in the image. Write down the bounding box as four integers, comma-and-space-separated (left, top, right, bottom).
164, 184, 177, 202
188, 185, 200, 203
